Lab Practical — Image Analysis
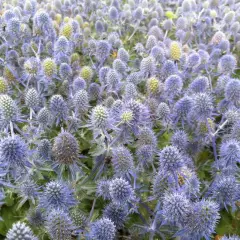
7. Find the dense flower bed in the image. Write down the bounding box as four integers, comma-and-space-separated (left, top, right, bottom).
0, 0, 240, 239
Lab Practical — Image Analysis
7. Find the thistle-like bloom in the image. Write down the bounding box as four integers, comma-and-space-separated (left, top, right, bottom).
219, 139, 240, 167
39, 180, 76, 211
111, 146, 134, 176
225, 79, 240, 106
6, 222, 37, 240
46, 209, 74, 240
162, 192, 191, 226
184, 200, 220, 239
95, 40, 111, 63
117, 48, 129, 63
136, 145, 154, 168
90, 105, 110, 131
27, 208, 46, 228
109, 178, 133, 204
42, 58, 57, 79
137, 127, 157, 149
170, 41, 181, 61
158, 146, 184, 175
103, 202, 128, 229
52, 131, 79, 165
192, 93, 213, 121
80, 66, 93, 81
147, 77, 161, 95
0, 94, 19, 127
189, 76, 209, 93
0, 136, 28, 170
96, 178, 111, 200
90, 217, 116, 240
24, 57, 40, 77
171, 130, 188, 151
173, 96, 193, 123
38, 139, 51, 160
73, 90, 89, 114
218, 54, 237, 74
17, 179, 40, 206
140, 56, 156, 78
209, 176, 240, 210
37, 107, 50, 126
164, 75, 183, 98
25, 88, 39, 109
49, 95, 68, 124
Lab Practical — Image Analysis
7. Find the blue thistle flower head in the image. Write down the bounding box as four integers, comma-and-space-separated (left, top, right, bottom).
117, 48, 129, 63
39, 180, 76, 211
184, 200, 220, 239
150, 46, 165, 63
27, 208, 46, 228
218, 54, 237, 74
137, 127, 157, 148
219, 139, 240, 167
96, 178, 111, 200
161, 60, 178, 80
73, 77, 86, 92
90, 217, 116, 240
124, 83, 138, 100
89, 83, 101, 101
52, 131, 79, 166
25, 88, 39, 109
133, 7, 143, 20
109, 6, 119, 20
186, 52, 201, 68
210, 175, 240, 210
17, 179, 40, 204
38, 139, 51, 160
173, 96, 193, 122
3, 10, 15, 22
148, 25, 163, 40
126, 72, 142, 85
146, 35, 157, 50
49, 95, 68, 124
189, 76, 209, 93
37, 107, 50, 126
0, 94, 19, 127
99, 66, 110, 86
111, 146, 134, 176
95, 40, 111, 63
159, 146, 184, 175
59, 63, 72, 79
90, 105, 110, 131
73, 89, 89, 114
106, 69, 121, 92
0, 136, 28, 170
136, 144, 154, 168
6, 18, 20, 36
95, 20, 104, 33
54, 36, 69, 55
162, 192, 191, 226
225, 79, 240, 106
192, 93, 213, 121
46, 209, 74, 240
171, 130, 188, 151
140, 56, 156, 78
109, 177, 133, 204
6, 222, 37, 240
164, 74, 183, 98
113, 59, 127, 75
103, 202, 128, 229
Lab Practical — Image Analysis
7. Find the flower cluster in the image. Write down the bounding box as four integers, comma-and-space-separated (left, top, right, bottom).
1, 0, 240, 239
